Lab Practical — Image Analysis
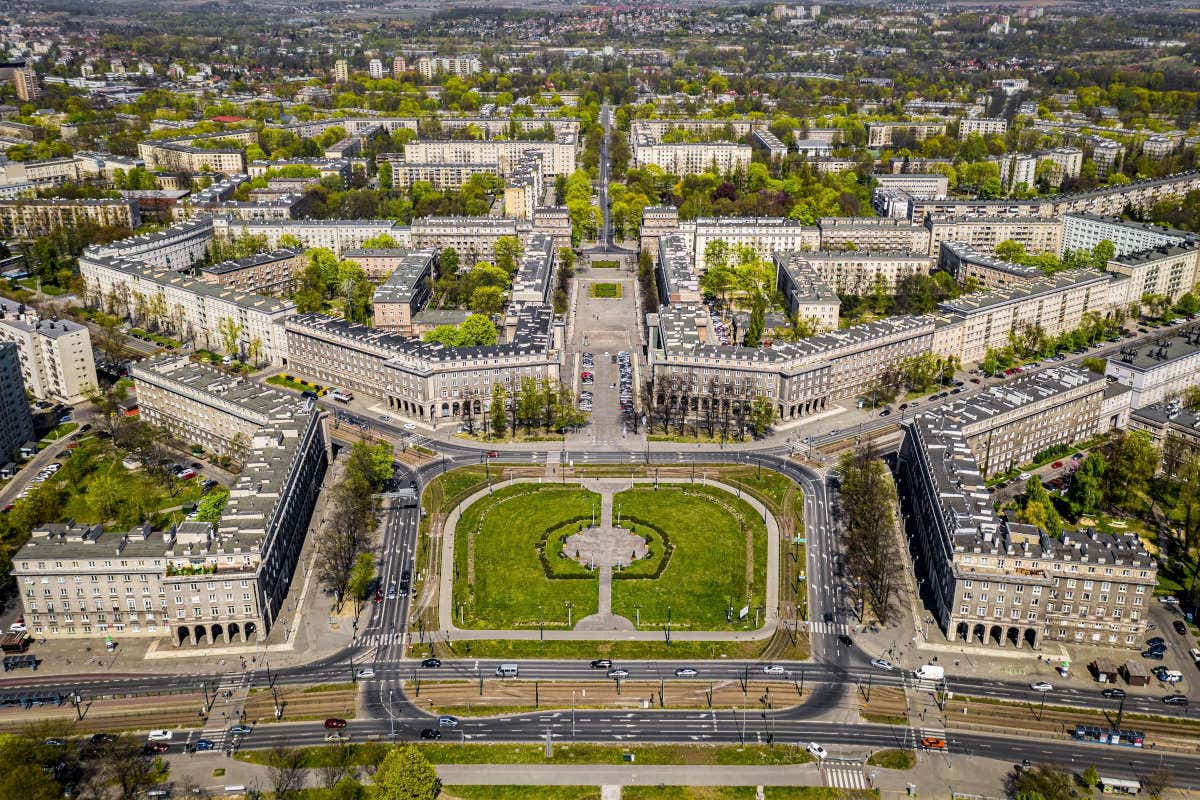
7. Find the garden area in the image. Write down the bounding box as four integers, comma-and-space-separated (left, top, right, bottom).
590, 260, 620, 269
610, 485, 768, 631
589, 283, 622, 298
267, 372, 329, 395
452, 484, 601, 629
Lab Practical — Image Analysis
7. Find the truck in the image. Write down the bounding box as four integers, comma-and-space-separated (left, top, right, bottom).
914, 664, 944, 681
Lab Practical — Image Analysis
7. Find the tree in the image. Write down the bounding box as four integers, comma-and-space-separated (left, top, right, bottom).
1081, 765, 1099, 790
373, 745, 441, 800
1019, 478, 1064, 537
377, 160, 393, 190
196, 487, 229, 523
1007, 764, 1076, 800
459, 314, 498, 346
217, 316, 244, 358
469, 285, 504, 315
266, 747, 306, 800
346, 552, 376, 613
1099, 430, 1158, 512
1066, 453, 1106, 517
838, 443, 905, 625
494, 235, 522, 274
490, 384, 508, 438
749, 396, 775, 438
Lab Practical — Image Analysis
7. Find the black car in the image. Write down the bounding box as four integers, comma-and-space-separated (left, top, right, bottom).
590, 658, 612, 669
419, 728, 442, 740
1142, 649, 1166, 660
89, 733, 116, 745
1163, 694, 1189, 706
1101, 688, 1126, 699
837, 634, 854, 647
1173, 620, 1188, 636
421, 657, 442, 668
823, 613, 834, 623
1147, 637, 1166, 647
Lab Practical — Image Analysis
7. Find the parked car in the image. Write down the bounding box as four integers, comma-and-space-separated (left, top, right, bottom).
1173, 620, 1188, 636
870, 658, 894, 671
806, 742, 828, 759
1142, 650, 1166, 660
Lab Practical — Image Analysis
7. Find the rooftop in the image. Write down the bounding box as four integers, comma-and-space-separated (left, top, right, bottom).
372, 250, 437, 305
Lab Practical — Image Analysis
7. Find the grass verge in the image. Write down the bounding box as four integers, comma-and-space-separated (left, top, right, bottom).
865, 749, 915, 769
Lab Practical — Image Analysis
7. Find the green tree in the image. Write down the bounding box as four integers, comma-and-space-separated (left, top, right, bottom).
1009, 764, 1076, 800
217, 316, 244, 358
373, 745, 441, 800
346, 552, 376, 610
195, 487, 229, 523
494, 235, 523, 274
490, 384, 508, 438
1066, 453, 1106, 517
1081, 765, 1099, 790
1019, 478, 1064, 537
1100, 430, 1158, 512
469, 285, 504, 315
749, 396, 775, 437
459, 314, 498, 346
377, 160, 393, 190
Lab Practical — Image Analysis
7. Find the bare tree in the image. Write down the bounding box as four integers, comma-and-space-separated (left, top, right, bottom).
838, 442, 906, 625
266, 746, 307, 800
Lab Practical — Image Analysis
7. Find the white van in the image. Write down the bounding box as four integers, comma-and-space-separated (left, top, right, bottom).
495, 663, 519, 678
147, 729, 173, 741
1161, 669, 1184, 683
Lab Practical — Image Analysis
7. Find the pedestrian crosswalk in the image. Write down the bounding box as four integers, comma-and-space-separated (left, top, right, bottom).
359, 631, 404, 648
824, 766, 868, 789
807, 620, 850, 635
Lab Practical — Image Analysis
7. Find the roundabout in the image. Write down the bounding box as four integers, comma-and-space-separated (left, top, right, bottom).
440, 476, 780, 640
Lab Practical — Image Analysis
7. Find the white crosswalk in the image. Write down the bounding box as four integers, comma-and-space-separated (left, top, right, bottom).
807, 620, 850, 635
824, 766, 867, 789
359, 632, 404, 648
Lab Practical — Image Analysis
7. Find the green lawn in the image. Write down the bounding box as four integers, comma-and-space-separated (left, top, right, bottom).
589, 283, 622, 298
446, 788, 599, 800
865, 749, 915, 769
453, 484, 600, 628
611, 486, 768, 631
267, 373, 327, 395
419, 637, 790, 661
41, 422, 78, 443
590, 260, 620, 269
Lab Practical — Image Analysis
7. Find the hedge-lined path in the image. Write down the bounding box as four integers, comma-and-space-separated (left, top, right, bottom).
437, 477, 780, 642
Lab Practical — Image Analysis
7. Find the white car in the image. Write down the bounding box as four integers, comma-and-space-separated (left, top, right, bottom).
1160, 595, 1181, 605
1018, 472, 1033, 481
147, 730, 173, 742
806, 742, 828, 759
402, 423, 416, 432
762, 664, 786, 675
356, 668, 376, 679
1030, 681, 1054, 692
1188, 648, 1200, 663
8, 622, 25, 633
870, 658, 894, 671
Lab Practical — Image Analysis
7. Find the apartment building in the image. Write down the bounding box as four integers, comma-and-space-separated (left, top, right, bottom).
925, 216, 1063, 261
0, 198, 140, 239
1092, 139, 1123, 177
1105, 242, 1199, 306
1143, 135, 1173, 160
1128, 401, 1200, 477
368, 59, 384, 80
817, 217, 931, 254
79, 254, 294, 366
0, 342, 35, 463
796, 251, 932, 294
416, 55, 482, 79
11, 406, 328, 645
0, 157, 80, 188
873, 173, 949, 199
212, 217, 406, 256
132, 355, 306, 460
511, 234, 555, 304
656, 234, 702, 304
1060, 214, 1193, 258
247, 158, 351, 183
340, 248, 410, 282
873, 188, 913, 219
897, 413, 1157, 650
772, 253, 841, 331
865, 122, 946, 148
139, 141, 246, 175
0, 298, 97, 404
959, 117, 1007, 139
282, 303, 562, 425
503, 155, 545, 221
1105, 326, 1200, 407
398, 138, 576, 177
934, 269, 1113, 364
371, 250, 437, 333
1003, 154, 1037, 192
391, 161, 497, 191
640, 206, 680, 253
632, 140, 752, 175
409, 216, 524, 263
334, 59, 349, 82
1043, 147, 1084, 187
937, 242, 1043, 290
687, 217, 820, 272
197, 250, 305, 296
752, 129, 788, 160
934, 365, 1119, 477
532, 206, 571, 250
89, 218, 214, 271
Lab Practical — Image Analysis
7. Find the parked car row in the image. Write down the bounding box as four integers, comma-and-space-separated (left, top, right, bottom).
617, 351, 634, 415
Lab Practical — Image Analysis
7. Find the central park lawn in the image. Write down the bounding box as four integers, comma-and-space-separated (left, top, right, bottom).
589, 283, 621, 298
454, 484, 600, 628
611, 485, 767, 630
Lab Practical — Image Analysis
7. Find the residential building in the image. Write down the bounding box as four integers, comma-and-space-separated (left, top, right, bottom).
687, 218, 820, 272
1043, 147, 1084, 187
397, 138, 576, 177
640, 206, 680, 253
1060, 214, 1193, 258
817, 217, 931, 254
0, 157, 82, 188
371, 250, 437, 334
1142, 135, 1173, 160
959, 117, 1007, 139
752, 129, 788, 160
341, 248, 412, 282
873, 173, 949, 199
0, 298, 97, 404
772, 253, 841, 331
0, 199, 140, 239
1104, 326, 1200, 407
1105, 241, 1199, 306
925, 216, 1063, 261
1092, 140, 1122, 177
368, 59, 384, 80
0, 342, 35, 463
1004, 154, 1037, 191
409, 216, 524, 263
896, 412, 1157, 650
794, 251, 932, 294
502, 154, 545, 221
1129, 401, 1200, 476
510, 234, 555, 304
392, 56, 407, 76
0, 60, 40, 101
12, 405, 328, 644
938, 242, 1042, 289
334, 59, 349, 82
89, 218, 214, 271
391, 162, 498, 191
196, 250, 305, 297
865, 122, 946, 148
211, 217, 406, 256
631, 139, 752, 175
416, 55, 482, 79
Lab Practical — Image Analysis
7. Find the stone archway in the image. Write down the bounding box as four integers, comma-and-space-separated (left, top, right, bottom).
211, 623, 225, 644
228, 622, 241, 642
1007, 626, 1021, 647
972, 623, 985, 643
989, 625, 1003, 645
244, 621, 257, 641
1024, 628, 1038, 649
194, 624, 208, 645
176, 625, 190, 647
956, 621, 970, 641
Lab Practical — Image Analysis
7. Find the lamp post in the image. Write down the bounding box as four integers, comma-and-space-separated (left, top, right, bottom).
565, 601, 574, 629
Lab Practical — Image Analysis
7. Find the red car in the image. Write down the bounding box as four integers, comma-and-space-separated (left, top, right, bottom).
1052, 461, 1063, 469
486, 450, 500, 458
143, 742, 169, 754
324, 718, 348, 729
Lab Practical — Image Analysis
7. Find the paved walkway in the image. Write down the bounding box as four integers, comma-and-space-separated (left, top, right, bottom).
569, 480, 639, 631
436, 477, 780, 642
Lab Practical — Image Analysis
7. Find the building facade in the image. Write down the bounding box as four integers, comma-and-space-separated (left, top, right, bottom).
0, 342, 35, 463
0, 298, 97, 404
